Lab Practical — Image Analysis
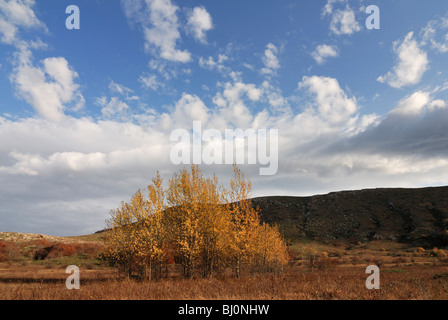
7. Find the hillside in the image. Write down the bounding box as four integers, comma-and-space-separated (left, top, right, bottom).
254, 186, 448, 248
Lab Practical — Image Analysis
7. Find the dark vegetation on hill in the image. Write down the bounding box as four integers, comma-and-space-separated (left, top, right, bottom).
254, 186, 448, 248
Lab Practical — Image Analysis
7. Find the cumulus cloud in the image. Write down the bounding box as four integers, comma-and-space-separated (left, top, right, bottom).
1, 1, 84, 122
96, 80, 143, 119
378, 32, 429, 88
10, 49, 84, 122
322, 0, 344, 16
312, 44, 339, 64
261, 81, 288, 111
212, 81, 263, 128
299, 75, 357, 124
330, 8, 361, 35
0, 0, 47, 45
323, 0, 361, 36
389, 91, 431, 116
121, 0, 191, 63
186, 6, 213, 44
96, 97, 130, 119
261, 43, 280, 75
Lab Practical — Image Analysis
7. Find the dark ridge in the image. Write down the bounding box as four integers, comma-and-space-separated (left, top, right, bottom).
252, 186, 448, 248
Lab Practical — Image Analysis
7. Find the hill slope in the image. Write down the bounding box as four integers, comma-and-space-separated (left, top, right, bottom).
254, 186, 448, 248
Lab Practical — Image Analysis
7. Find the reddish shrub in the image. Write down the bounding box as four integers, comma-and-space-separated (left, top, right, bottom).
0, 241, 21, 262
82, 243, 101, 259
47, 243, 103, 258
32, 239, 51, 248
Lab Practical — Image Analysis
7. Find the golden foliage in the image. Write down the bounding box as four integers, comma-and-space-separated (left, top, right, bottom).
103, 165, 289, 279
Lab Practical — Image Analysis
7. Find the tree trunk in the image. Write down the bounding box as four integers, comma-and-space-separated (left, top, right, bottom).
235, 256, 241, 279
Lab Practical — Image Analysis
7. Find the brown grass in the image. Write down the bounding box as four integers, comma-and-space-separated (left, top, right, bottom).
1, 234, 447, 300
1, 263, 447, 300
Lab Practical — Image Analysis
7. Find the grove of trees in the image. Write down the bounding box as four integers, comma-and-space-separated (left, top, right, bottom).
103, 165, 289, 280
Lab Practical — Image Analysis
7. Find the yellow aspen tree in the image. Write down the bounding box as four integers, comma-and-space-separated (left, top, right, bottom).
129, 189, 149, 279
131, 176, 167, 280
166, 165, 204, 279
226, 165, 262, 278
196, 174, 230, 278
254, 222, 289, 273
145, 173, 167, 280
105, 184, 168, 281
104, 164, 289, 280
104, 200, 138, 279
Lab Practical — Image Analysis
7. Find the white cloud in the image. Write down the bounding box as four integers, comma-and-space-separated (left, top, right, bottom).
148, 59, 176, 80
170, 93, 210, 128
330, 8, 361, 35
0, 0, 44, 27
108, 80, 133, 96
121, 0, 191, 63
378, 32, 429, 89
212, 81, 264, 129
243, 63, 254, 71
108, 79, 140, 101
299, 75, 358, 124
139, 73, 160, 90
96, 80, 143, 119
0, 14, 18, 44
421, 15, 448, 53
0, 1, 84, 122
199, 54, 228, 72
261, 43, 280, 75
312, 44, 339, 64
322, 0, 344, 16
323, 1, 361, 36
389, 90, 447, 116
261, 81, 288, 111
389, 91, 431, 116
186, 6, 213, 44
97, 96, 130, 119
11, 49, 84, 122
0, 0, 47, 45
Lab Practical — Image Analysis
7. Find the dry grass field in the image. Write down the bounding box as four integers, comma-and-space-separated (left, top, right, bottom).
1, 262, 447, 300
1, 232, 447, 300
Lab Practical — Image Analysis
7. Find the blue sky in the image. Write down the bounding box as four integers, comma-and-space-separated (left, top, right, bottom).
1, 0, 448, 236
